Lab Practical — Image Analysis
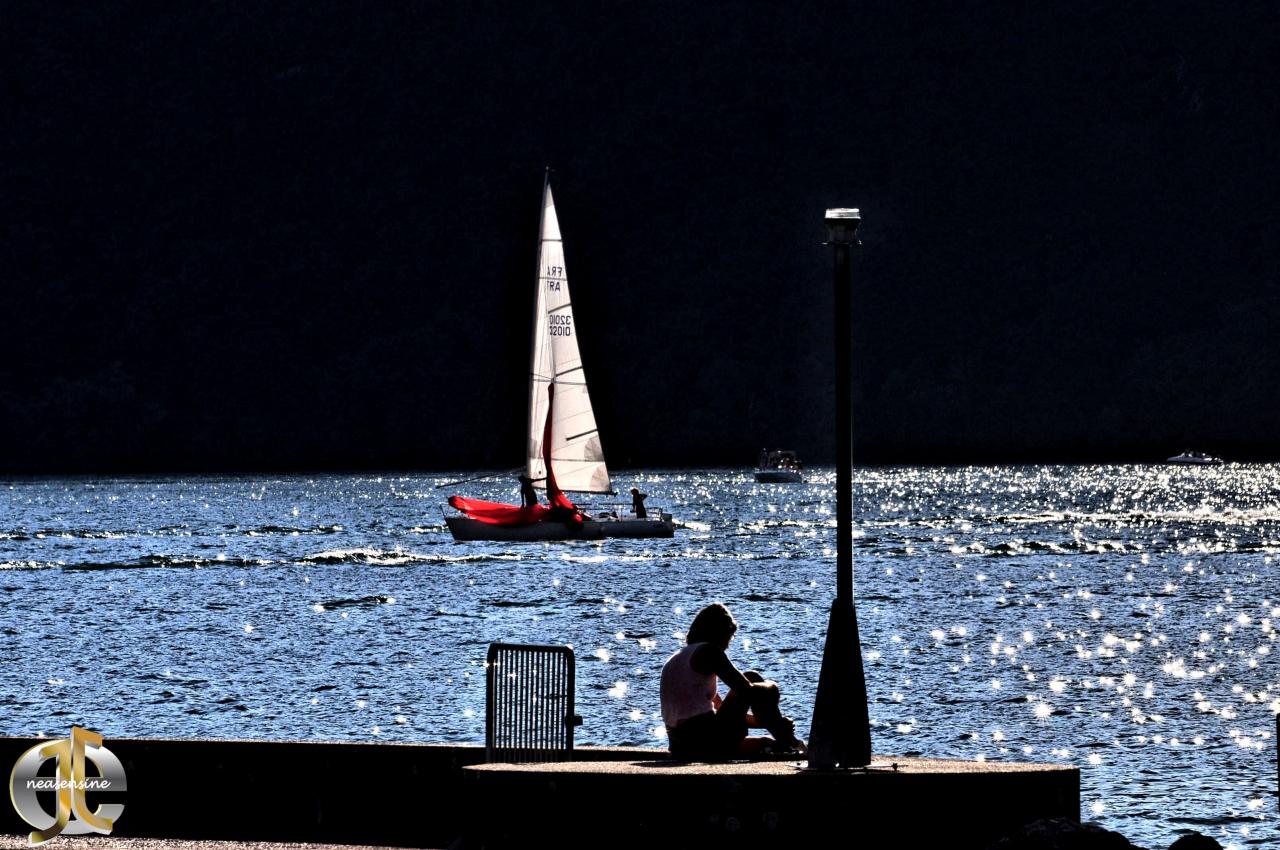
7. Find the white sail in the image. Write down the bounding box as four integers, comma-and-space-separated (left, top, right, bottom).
526, 183, 612, 494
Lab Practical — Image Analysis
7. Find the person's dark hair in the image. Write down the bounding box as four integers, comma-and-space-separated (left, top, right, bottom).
686, 603, 737, 645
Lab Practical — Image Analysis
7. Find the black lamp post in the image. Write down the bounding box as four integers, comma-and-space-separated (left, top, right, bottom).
807, 208, 872, 769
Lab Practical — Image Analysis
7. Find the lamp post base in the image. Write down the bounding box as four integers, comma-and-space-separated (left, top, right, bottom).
807, 596, 871, 769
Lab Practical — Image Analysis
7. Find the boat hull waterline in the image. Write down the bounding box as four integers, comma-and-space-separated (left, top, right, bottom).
446, 513, 675, 541
754, 470, 804, 483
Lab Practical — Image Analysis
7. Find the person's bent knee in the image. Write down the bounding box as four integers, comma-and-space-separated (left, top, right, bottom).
751, 679, 780, 705
743, 670, 766, 683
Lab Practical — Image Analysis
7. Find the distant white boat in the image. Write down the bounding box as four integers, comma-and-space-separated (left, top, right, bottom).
754, 449, 804, 483
1166, 451, 1223, 465
446, 176, 674, 541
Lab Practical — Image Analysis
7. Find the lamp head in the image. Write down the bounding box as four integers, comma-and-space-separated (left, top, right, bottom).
824, 208, 861, 245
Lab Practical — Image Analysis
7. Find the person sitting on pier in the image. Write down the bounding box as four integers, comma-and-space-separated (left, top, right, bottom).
660, 603, 805, 760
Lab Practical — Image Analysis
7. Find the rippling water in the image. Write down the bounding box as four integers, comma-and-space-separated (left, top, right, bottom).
3, 466, 1278, 847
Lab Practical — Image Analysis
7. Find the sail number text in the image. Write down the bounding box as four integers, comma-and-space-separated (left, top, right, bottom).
549, 314, 573, 337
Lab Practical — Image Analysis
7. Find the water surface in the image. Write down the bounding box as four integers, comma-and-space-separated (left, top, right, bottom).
2, 466, 1277, 848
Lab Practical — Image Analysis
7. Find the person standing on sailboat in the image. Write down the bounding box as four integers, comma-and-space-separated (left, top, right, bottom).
519, 475, 538, 508
631, 487, 648, 519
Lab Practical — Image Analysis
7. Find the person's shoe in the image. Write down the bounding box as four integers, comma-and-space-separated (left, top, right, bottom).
775, 734, 806, 754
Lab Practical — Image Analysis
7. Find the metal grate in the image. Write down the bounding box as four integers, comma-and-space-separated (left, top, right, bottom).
486, 643, 582, 763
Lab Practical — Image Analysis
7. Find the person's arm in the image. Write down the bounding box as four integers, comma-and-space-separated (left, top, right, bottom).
692, 645, 778, 728
690, 644, 754, 695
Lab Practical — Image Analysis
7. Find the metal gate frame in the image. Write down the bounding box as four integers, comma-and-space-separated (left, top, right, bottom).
485, 643, 582, 763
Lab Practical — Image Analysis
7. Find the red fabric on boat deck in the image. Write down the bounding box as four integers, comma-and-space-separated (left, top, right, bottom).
448, 383, 582, 528
446, 496, 552, 525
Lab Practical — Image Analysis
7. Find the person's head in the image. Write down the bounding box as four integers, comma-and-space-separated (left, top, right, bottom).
631, 487, 640, 495
686, 603, 737, 649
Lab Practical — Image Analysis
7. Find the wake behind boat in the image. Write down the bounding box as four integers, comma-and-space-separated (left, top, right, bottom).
446, 176, 675, 541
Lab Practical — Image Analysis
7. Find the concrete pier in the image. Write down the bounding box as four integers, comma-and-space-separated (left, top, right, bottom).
1, 737, 1078, 849
0, 737, 657, 848
462, 755, 1079, 849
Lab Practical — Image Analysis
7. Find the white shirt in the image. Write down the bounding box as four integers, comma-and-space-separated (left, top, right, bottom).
660, 642, 717, 727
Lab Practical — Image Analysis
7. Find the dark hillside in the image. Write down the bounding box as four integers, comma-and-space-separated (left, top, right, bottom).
3, 2, 1277, 471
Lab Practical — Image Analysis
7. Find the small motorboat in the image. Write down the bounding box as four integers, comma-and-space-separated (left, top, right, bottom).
1166, 450, 1224, 465
754, 449, 804, 483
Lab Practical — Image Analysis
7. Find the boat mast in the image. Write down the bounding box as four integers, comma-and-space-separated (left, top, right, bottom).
526, 168, 553, 481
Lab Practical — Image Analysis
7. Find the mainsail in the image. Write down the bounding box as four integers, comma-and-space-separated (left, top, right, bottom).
526, 183, 612, 494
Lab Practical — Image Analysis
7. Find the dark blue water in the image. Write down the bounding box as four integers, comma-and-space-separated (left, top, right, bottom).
3, 466, 1278, 848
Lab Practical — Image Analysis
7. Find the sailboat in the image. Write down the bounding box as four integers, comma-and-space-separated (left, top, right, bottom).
446, 177, 675, 541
